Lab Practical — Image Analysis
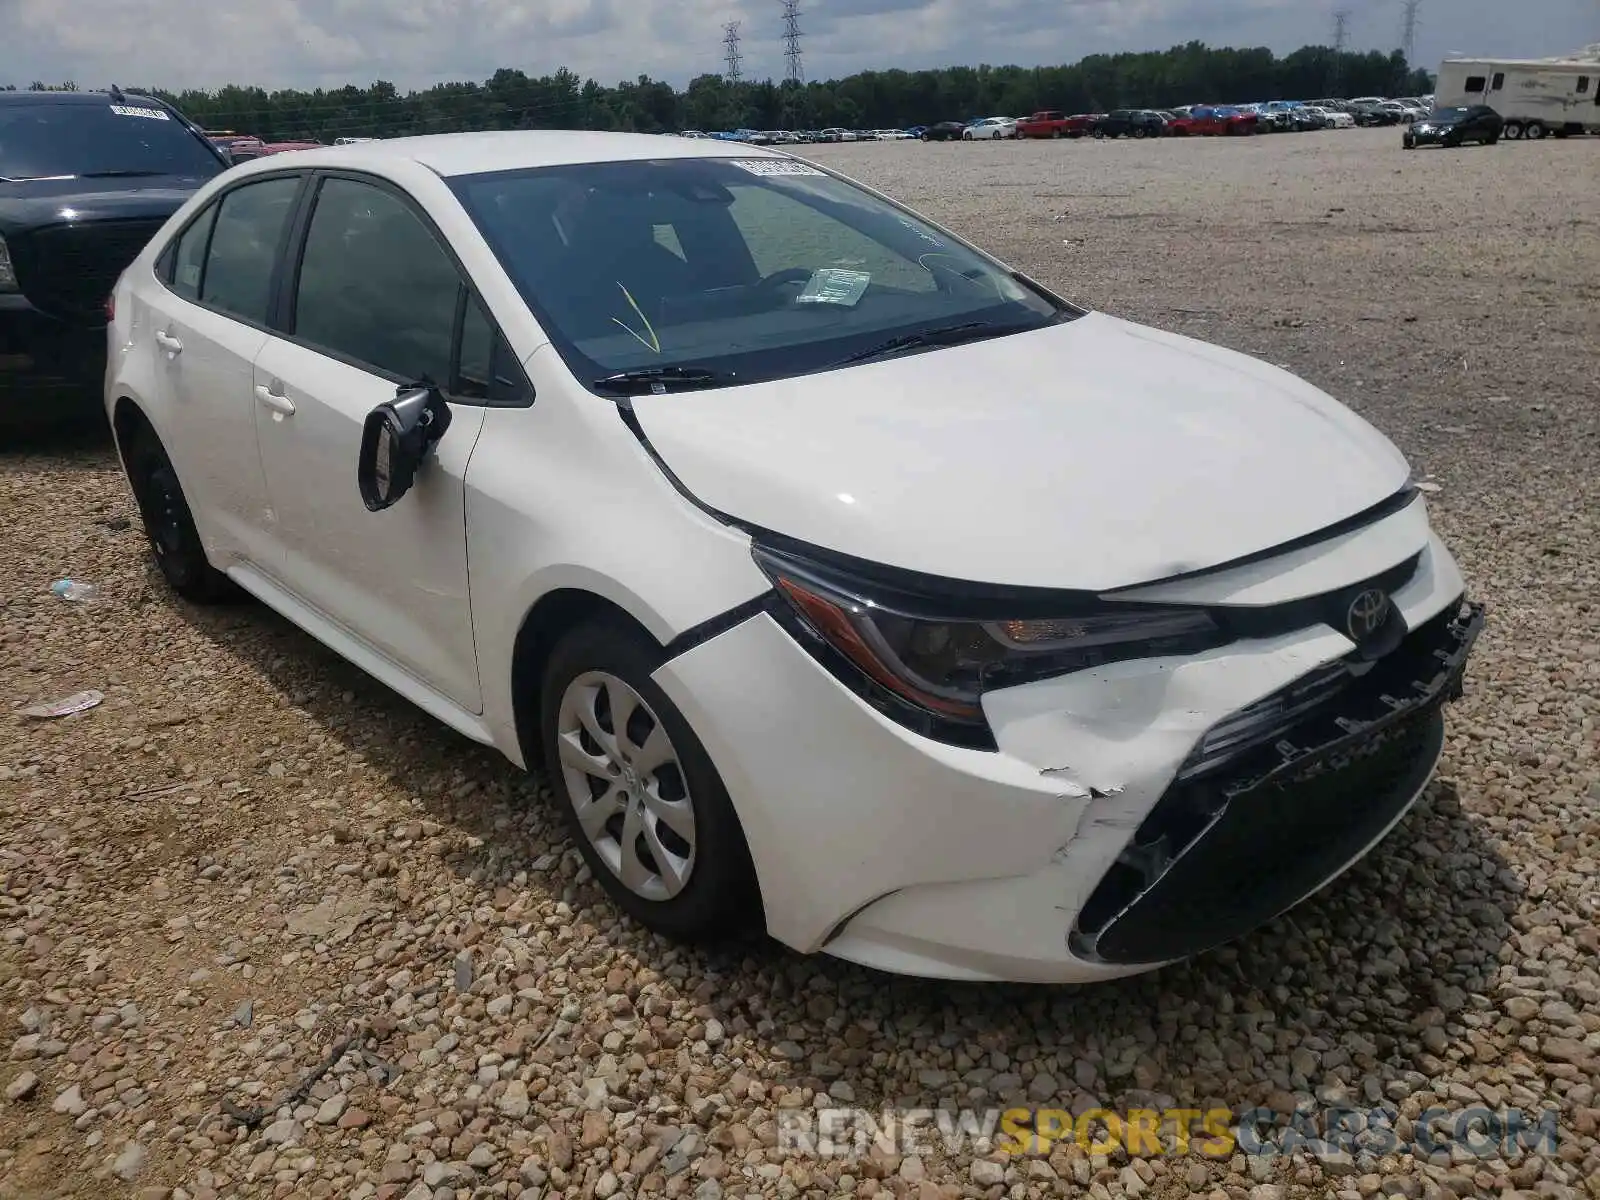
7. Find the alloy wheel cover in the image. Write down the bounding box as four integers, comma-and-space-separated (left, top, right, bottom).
556, 670, 697, 901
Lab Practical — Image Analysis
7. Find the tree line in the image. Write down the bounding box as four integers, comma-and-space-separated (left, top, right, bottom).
7, 43, 1433, 143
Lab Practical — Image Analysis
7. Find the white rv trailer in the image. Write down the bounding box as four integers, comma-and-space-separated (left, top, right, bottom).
1435, 48, 1600, 139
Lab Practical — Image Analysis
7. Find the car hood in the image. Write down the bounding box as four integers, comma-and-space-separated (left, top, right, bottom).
629, 312, 1413, 591
0, 174, 211, 235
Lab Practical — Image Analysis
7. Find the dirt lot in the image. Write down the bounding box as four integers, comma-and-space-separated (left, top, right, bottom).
2, 128, 1597, 1200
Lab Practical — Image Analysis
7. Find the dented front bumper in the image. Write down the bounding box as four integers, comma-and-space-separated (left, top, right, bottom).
651, 530, 1480, 984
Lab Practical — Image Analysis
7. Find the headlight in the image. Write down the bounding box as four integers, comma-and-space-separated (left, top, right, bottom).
754, 543, 1225, 730
0, 235, 17, 293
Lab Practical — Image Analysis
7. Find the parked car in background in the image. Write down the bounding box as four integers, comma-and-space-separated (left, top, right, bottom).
106, 130, 1482, 984
1092, 109, 1168, 138
1403, 104, 1504, 148
1305, 105, 1355, 129
962, 116, 1018, 140
919, 120, 966, 141
0, 88, 227, 428
817, 127, 855, 142
1016, 111, 1092, 138
1169, 106, 1258, 136
229, 140, 324, 160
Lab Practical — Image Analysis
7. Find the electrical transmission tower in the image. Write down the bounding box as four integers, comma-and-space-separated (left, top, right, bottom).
722, 21, 743, 84
780, 0, 805, 84
1328, 8, 1351, 95
1400, 0, 1421, 68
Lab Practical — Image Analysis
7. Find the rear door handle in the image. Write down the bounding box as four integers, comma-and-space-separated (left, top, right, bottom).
253, 384, 296, 416
154, 330, 183, 355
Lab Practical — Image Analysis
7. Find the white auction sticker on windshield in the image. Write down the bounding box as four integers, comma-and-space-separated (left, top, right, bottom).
726, 158, 824, 176
796, 268, 871, 307
110, 104, 170, 120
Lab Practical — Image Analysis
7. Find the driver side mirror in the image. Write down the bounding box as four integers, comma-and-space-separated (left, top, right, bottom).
357, 383, 453, 512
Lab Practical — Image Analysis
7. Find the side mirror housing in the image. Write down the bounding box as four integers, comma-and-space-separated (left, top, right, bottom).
357, 383, 453, 511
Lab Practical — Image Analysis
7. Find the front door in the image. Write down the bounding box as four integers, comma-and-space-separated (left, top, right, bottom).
251, 173, 487, 711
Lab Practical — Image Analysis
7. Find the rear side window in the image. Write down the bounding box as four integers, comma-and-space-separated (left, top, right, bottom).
169, 204, 217, 300
201, 176, 301, 324
1578, 76, 1590, 94
1464, 75, 1486, 92
1491, 73, 1505, 90
292, 177, 462, 384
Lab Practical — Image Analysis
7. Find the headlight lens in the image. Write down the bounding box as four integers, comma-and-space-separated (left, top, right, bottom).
0, 235, 17, 293
755, 544, 1224, 724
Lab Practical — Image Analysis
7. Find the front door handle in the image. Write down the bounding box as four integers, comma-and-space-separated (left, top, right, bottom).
154, 330, 183, 356
253, 384, 296, 416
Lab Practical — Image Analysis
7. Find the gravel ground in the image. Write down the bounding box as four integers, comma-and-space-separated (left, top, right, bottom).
3, 128, 1598, 1200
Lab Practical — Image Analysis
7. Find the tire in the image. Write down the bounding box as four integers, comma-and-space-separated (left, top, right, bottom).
540, 617, 762, 943
1525, 121, 1545, 140
962, 131, 972, 140
1502, 122, 1523, 140
1131, 126, 1146, 139
1485, 133, 1499, 145
122, 422, 237, 604
1052, 129, 1063, 139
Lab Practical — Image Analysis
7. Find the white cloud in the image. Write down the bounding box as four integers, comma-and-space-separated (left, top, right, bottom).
6, 0, 1596, 92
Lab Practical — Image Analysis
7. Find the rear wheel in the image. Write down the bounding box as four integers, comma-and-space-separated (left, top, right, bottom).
540, 618, 762, 942
1502, 122, 1523, 140
123, 423, 236, 604
1525, 121, 1546, 140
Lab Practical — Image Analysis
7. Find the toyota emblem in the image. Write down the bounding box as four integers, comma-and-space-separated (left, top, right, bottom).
1346, 588, 1391, 642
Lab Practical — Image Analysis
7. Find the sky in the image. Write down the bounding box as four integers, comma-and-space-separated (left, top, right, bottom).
3, 0, 1597, 93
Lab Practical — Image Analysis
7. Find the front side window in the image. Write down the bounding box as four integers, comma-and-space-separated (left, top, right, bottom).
1463, 75, 1486, 92
201, 175, 301, 325
450, 156, 1069, 392
0, 99, 224, 181
292, 177, 461, 384
1491, 73, 1505, 90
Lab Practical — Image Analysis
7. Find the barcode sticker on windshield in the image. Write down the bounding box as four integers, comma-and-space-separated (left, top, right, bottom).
109, 104, 170, 120
726, 158, 824, 176
796, 268, 871, 307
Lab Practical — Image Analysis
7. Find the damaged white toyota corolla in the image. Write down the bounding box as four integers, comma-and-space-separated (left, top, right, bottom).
107, 131, 1482, 982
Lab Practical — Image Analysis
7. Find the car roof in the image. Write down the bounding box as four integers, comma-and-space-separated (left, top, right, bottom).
0, 89, 158, 106
229, 130, 791, 179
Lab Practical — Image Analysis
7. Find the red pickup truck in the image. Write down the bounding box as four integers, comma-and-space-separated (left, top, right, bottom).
1015, 111, 1094, 139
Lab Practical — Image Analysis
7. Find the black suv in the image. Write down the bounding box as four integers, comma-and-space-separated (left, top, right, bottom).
1, 90, 228, 427
1092, 110, 1167, 139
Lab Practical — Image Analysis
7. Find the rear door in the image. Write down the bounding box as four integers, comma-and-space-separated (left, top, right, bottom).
145, 172, 305, 570
249, 171, 526, 712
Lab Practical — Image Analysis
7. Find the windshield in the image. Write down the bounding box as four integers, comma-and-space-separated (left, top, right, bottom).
1427, 107, 1468, 121
0, 100, 224, 181
449, 156, 1071, 391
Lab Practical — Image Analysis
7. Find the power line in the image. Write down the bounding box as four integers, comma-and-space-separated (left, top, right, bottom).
781, 0, 805, 85
722, 21, 743, 85
1400, 0, 1421, 67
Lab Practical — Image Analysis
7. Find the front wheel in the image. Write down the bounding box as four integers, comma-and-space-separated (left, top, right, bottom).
540, 618, 762, 942
123, 424, 237, 604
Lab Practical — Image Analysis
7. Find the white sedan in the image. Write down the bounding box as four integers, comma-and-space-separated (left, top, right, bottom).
106, 132, 1482, 983
962, 116, 1017, 139
1304, 105, 1355, 129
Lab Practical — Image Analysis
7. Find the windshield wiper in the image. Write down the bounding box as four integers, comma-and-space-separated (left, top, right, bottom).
591, 365, 739, 395
829, 320, 1015, 367
77, 169, 167, 179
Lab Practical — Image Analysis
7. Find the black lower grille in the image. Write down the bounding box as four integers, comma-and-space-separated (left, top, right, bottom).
1071, 598, 1484, 966
10, 219, 167, 326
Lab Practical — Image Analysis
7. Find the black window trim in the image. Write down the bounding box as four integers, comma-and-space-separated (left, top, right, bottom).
278, 168, 534, 409
151, 169, 312, 339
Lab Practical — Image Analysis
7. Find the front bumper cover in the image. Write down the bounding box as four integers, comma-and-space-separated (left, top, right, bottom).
1072, 598, 1483, 965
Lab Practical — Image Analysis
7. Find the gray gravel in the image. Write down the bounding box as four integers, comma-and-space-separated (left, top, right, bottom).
3, 127, 1598, 1200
